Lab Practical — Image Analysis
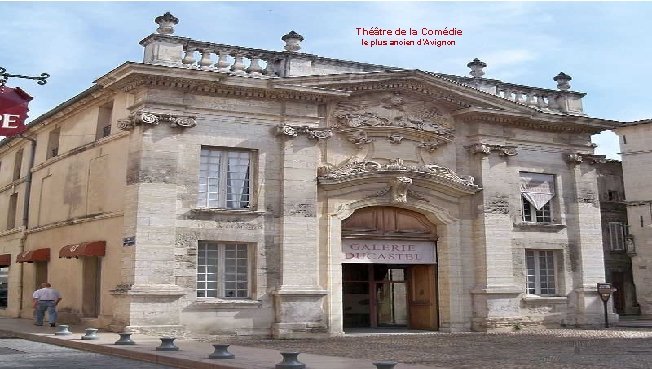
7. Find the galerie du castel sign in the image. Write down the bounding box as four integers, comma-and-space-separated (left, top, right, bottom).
342, 239, 436, 264
0, 86, 33, 137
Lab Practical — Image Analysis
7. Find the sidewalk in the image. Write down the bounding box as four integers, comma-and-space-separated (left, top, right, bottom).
0, 317, 439, 369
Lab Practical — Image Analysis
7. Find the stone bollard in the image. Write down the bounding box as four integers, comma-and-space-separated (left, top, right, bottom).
275, 351, 306, 369
373, 361, 398, 369
114, 332, 136, 345
156, 337, 179, 351
81, 328, 99, 340
208, 344, 235, 359
54, 325, 72, 336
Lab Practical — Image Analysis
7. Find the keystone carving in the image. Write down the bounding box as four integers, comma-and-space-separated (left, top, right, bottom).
391, 176, 412, 203
118, 111, 197, 131
466, 143, 518, 156
276, 124, 332, 140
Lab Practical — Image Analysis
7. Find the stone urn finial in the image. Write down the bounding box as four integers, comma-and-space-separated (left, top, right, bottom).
282, 31, 304, 52
467, 58, 487, 78
553, 72, 572, 91
155, 12, 179, 35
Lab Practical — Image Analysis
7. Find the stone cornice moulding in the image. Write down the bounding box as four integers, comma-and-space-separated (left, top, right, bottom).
275, 124, 333, 140
563, 152, 607, 165
118, 110, 197, 131
466, 143, 518, 156
454, 108, 618, 134
318, 158, 480, 195
97, 64, 344, 104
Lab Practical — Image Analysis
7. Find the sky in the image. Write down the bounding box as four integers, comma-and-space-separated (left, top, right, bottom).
1, 1, 651, 159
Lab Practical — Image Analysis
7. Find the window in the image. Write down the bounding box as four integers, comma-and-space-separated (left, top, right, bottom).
0, 267, 7, 309
6, 193, 17, 230
608, 222, 626, 251
47, 128, 60, 159
622, 135, 627, 144
197, 148, 251, 209
197, 242, 250, 298
526, 250, 557, 296
13, 149, 23, 181
520, 172, 555, 223
96, 102, 113, 140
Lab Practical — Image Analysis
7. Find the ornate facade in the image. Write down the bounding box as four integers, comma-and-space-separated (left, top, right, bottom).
0, 13, 623, 336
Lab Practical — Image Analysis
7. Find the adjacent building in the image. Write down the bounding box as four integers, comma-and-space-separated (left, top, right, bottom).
0, 13, 622, 337
595, 160, 639, 315
615, 119, 652, 316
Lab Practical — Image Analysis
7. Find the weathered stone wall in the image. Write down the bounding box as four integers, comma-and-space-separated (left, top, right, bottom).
616, 123, 652, 315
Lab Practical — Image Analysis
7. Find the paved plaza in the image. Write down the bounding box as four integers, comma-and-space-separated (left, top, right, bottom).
211, 328, 652, 369
1, 317, 652, 369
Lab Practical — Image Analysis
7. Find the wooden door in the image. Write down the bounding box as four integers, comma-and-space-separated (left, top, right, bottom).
611, 271, 625, 314
408, 264, 438, 330
82, 257, 101, 317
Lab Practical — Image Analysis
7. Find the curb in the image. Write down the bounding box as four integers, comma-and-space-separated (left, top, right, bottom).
0, 328, 245, 369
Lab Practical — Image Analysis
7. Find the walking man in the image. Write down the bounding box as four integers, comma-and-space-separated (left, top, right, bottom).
32, 282, 62, 327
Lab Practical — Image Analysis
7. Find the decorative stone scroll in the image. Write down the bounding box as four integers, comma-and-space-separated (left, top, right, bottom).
466, 143, 518, 157
276, 124, 332, 140
318, 157, 480, 194
563, 152, 607, 165
118, 111, 197, 131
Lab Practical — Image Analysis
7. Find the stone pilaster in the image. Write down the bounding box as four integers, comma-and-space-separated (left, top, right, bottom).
272, 127, 328, 338
565, 161, 617, 326
110, 121, 185, 334
470, 149, 522, 331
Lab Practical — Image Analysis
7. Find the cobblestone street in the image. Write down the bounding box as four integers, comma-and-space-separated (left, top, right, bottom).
0, 336, 174, 369
209, 329, 652, 369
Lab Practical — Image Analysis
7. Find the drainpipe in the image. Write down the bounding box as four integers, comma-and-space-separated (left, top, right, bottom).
17, 135, 36, 317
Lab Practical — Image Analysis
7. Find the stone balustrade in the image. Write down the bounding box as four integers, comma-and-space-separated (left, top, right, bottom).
141, 34, 284, 78
436, 72, 585, 114
180, 40, 281, 77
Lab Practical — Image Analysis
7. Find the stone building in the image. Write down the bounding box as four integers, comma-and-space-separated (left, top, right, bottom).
615, 119, 652, 316
0, 13, 621, 337
595, 160, 639, 315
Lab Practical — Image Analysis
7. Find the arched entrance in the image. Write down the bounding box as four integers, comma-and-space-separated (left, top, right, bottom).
341, 206, 438, 331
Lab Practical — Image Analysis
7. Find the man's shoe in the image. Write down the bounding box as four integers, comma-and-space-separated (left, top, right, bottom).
34, 323, 43, 326
50, 323, 56, 327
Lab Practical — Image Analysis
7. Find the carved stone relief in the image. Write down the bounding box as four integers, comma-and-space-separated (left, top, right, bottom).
332, 92, 454, 150
276, 124, 332, 140
118, 111, 197, 131
318, 157, 480, 194
563, 152, 606, 165
466, 143, 518, 157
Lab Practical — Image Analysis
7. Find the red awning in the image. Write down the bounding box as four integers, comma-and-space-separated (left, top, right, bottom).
59, 241, 106, 259
16, 248, 50, 263
0, 254, 11, 267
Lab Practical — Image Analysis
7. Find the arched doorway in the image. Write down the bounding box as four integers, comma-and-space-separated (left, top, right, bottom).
341, 206, 438, 330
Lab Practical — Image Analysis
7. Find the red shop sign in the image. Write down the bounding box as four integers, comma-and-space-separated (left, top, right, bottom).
0, 86, 33, 136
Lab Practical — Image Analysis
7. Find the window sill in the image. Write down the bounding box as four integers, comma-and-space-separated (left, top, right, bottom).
186, 299, 263, 311
513, 222, 566, 232
190, 208, 265, 216
522, 295, 568, 305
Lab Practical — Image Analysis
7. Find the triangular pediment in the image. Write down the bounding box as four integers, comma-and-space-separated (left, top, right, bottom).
273, 70, 536, 115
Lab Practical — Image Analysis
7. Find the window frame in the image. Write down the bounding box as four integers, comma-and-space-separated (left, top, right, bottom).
197, 147, 253, 210
525, 249, 558, 296
521, 197, 552, 223
196, 241, 253, 300
608, 222, 626, 251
